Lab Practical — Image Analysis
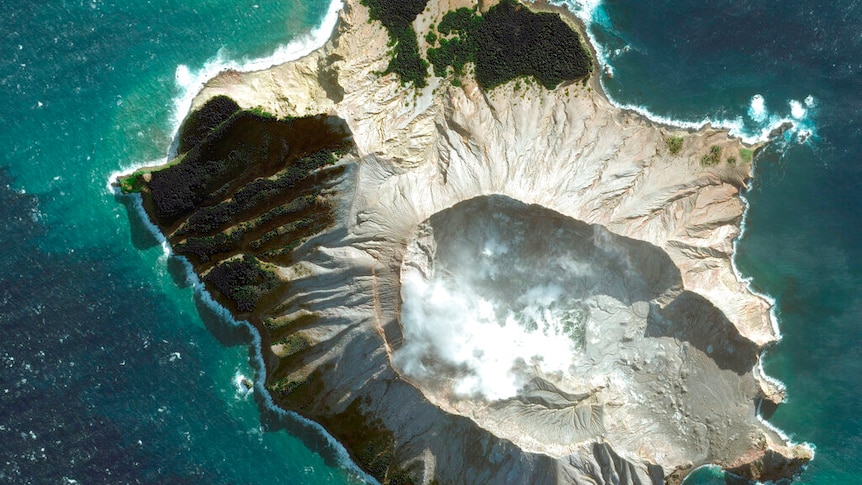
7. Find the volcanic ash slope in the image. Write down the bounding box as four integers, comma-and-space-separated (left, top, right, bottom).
185, 0, 812, 483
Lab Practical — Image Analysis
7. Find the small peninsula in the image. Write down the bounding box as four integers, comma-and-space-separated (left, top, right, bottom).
118, 0, 812, 483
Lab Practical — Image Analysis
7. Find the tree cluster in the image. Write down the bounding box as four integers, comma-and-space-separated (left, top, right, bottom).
177, 95, 240, 154
361, 0, 429, 87
204, 255, 280, 313
147, 109, 351, 228
140, 98, 356, 318
177, 150, 341, 237
426, 0, 592, 90
148, 112, 282, 225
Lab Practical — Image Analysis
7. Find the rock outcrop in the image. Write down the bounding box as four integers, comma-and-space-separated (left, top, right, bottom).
120, 0, 812, 483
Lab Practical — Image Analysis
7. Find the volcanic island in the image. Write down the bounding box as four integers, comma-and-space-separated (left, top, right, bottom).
117, 0, 813, 483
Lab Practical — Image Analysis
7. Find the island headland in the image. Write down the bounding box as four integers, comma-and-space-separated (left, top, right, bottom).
117, 0, 813, 483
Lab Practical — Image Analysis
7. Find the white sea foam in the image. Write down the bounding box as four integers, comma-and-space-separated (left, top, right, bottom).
210, 300, 379, 485
749, 94, 768, 123
549, 0, 612, 78
104, 159, 161, 195
616, 93, 810, 145
170, 0, 343, 144
171, 246, 379, 485
549, 0, 816, 458
732, 164, 818, 459
106, 2, 377, 481
789, 99, 806, 119
108, 1, 342, 189
551, 0, 602, 24
232, 370, 254, 399
548, 1, 817, 145
109, 0, 813, 473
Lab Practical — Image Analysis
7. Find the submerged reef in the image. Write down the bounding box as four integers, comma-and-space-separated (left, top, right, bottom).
118, 0, 812, 483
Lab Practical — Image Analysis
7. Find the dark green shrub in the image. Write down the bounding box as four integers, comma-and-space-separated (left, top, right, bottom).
426, 0, 591, 90
701, 145, 722, 167
147, 112, 350, 226
666, 136, 684, 154
204, 255, 280, 313
119, 172, 146, 193
474, 0, 591, 89
361, 0, 429, 87
177, 95, 240, 154
437, 7, 480, 35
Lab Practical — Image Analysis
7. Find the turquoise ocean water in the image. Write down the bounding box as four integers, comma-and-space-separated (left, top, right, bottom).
1, 0, 859, 483
1, 1, 363, 483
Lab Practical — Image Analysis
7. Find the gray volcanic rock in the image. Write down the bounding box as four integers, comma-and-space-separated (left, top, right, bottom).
395, 195, 767, 471
125, 0, 814, 483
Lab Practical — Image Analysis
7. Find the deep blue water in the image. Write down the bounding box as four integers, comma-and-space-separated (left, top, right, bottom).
1, 0, 859, 483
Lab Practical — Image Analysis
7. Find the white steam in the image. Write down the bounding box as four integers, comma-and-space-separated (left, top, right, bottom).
392, 203, 622, 402
396, 268, 581, 401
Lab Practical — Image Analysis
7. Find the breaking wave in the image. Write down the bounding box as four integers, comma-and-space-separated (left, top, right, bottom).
549, 0, 816, 468
107, 2, 377, 482
549, 0, 818, 145
170, 0, 342, 136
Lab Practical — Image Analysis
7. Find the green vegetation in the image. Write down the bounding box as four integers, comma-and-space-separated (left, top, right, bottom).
247, 105, 277, 119
119, 172, 146, 193
204, 255, 280, 313
147, 104, 351, 227
727, 156, 737, 166
425, 8, 480, 78
361, 0, 429, 87
274, 333, 312, 356
177, 151, 342, 238
740, 147, 754, 163
177, 95, 240, 154
267, 376, 306, 395
701, 144, 722, 167
666, 135, 684, 154
361, 0, 591, 89
328, 398, 397, 482
135, 95, 356, 325
426, 0, 591, 89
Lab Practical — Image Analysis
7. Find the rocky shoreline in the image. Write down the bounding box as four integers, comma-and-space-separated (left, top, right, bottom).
118, 0, 812, 483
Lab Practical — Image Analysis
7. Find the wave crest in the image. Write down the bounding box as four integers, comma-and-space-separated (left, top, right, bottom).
550, 0, 817, 145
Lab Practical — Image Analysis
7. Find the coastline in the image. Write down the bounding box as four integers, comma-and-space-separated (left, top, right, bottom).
542, 1, 816, 460
113, 0, 812, 482
109, 2, 381, 481
113, 169, 382, 485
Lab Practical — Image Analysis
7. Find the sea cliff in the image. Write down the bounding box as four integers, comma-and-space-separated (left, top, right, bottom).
118, 0, 812, 483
